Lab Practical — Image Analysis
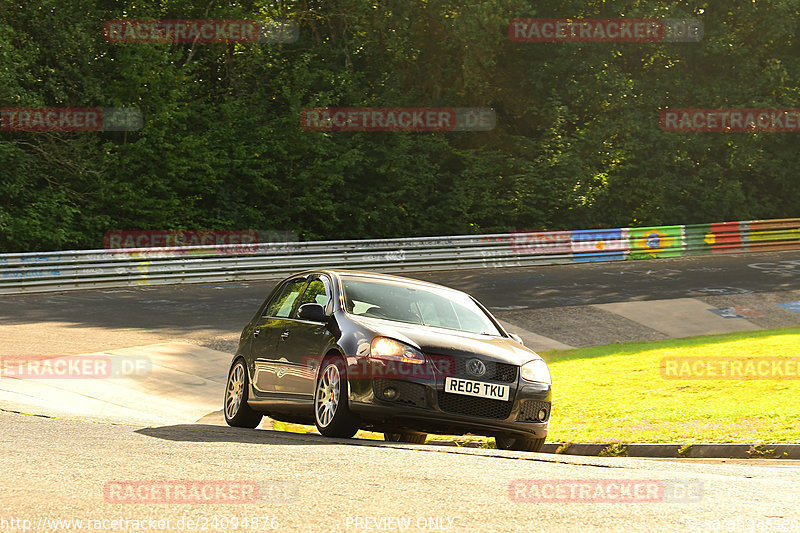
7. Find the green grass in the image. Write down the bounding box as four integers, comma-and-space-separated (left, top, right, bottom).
543, 327, 800, 443
273, 327, 800, 445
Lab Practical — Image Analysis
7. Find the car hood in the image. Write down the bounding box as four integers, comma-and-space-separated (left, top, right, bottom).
347, 315, 541, 366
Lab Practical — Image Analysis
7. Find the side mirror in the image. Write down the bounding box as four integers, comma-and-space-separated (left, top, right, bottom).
508, 333, 524, 345
297, 303, 329, 323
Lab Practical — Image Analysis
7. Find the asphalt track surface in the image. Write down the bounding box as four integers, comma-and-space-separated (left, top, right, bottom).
2, 410, 799, 533
2, 250, 800, 532
2, 249, 799, 338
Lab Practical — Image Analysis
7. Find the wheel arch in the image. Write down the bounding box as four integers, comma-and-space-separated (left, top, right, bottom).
229, 353, 256, 401
317, 348, 354, 403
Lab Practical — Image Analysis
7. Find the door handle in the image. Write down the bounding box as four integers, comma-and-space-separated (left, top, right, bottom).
280, 330, 290, 340
253, 327, 261, 337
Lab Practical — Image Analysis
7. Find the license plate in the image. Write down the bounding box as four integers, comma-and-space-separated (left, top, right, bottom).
444, 377, 509, 401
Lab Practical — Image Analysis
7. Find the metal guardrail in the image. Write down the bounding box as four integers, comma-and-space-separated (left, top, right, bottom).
1, 218, 798, 294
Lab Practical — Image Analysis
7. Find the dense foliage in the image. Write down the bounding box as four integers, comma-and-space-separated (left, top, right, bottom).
1, 1, 798, 251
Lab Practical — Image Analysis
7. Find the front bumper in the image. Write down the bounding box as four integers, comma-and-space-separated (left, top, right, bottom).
346, 356, 552, 439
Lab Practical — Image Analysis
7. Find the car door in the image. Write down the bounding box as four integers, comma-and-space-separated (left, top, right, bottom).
274, 275, 335, 397
250, 277, 309, 396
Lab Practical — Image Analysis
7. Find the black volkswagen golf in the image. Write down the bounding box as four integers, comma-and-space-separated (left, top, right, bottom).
224, 270, 552, 451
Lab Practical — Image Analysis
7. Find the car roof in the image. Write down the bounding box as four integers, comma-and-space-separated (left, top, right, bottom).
306, 269, 462, 293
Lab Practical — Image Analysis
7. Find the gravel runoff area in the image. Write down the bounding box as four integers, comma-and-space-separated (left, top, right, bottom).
493, 289, 800, 349
3, 248, 800, 357
2, 289, 799, 357
2, 288, 800, 459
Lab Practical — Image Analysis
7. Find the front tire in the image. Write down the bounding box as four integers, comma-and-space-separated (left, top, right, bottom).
224, 359, 263, 428
384, 432, 427, 444
495, 435, 545, 452
314, 356, 359, 438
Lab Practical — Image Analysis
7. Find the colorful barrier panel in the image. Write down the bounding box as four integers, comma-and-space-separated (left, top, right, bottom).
683, 223, 712, 256
510, 230, 572, 256
2, 218, 798, 294
628, 226, 683, 259
742, 219, 800, 251
571, 228, 629, 262
708, 221, 742, 253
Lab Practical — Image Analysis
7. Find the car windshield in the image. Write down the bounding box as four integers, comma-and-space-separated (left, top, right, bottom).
340, 276, 501, 336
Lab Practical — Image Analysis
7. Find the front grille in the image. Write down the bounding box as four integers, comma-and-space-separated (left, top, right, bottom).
433, 356, 518, 383
516, 400, 551, 423
374, 379, 427, 408
437, 391, 513, 420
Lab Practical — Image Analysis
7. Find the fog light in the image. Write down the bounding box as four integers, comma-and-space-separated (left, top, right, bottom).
538, 409, 548, 421
383, 388, 397, 400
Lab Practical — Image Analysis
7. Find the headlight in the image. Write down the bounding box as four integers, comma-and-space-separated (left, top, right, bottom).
520, 359, 551, 384
370, 337, 425, 365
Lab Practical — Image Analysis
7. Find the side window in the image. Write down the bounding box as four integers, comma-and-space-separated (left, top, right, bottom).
295, 277, 331, 316
263, 279, 308, 318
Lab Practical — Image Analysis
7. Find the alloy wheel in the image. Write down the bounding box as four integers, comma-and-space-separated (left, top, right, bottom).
315, 363, 341, 427
225, 362, 245, 419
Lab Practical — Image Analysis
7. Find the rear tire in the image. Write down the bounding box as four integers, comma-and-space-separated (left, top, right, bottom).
224, 359, 263, 429
314, 356, 359, 438
384, 432, 427, 444
495, 435, 545, 452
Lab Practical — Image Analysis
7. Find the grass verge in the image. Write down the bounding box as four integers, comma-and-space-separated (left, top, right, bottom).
543, 326, 800, 443
273, 327, 800, 445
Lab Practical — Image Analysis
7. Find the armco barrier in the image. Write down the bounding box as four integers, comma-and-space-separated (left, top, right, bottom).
0, 218, 798, 294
